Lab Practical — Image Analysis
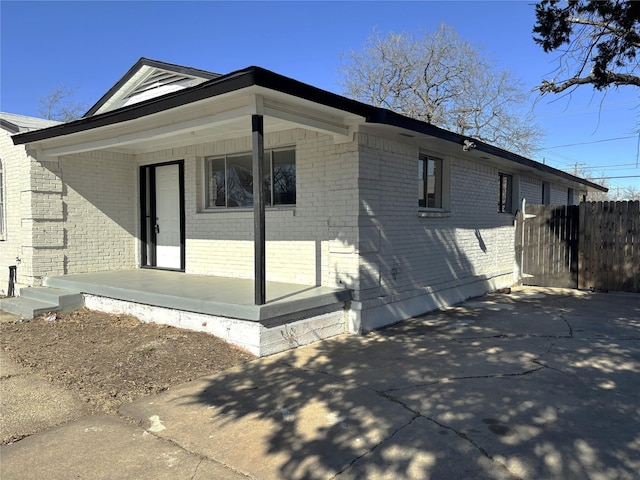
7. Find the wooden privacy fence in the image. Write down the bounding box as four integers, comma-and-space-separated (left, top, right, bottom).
515, 201, 640, 293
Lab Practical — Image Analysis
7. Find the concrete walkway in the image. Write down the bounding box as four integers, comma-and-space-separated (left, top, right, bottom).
1, 287, 639, 479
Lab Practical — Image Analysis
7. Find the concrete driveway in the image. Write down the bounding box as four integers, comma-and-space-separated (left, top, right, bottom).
2, 287, 639, 479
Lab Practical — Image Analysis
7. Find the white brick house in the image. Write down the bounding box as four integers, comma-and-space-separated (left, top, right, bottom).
1, 58, 606, 349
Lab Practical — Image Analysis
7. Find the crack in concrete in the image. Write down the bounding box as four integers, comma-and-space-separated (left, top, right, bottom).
382, 365, 546, 395
281, 325, 639, 479
190, 458, 203, 480
560, 313, 574, 337
281, 353, 545, 479
369, 389, 522, 480
132, 422, 256, 479
331, 415, 420, 479
456, 333, 573, 340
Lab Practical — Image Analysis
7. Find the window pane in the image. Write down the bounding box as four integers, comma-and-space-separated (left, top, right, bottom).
206, 158, 226, 207
272, 150, 296, 205
427, 158, 442, 208
499, 173, 513, 213
419, 156, 442, 208
205, 149, 296, 209
261, 155, 271, 207
226, 154, 253, 207
418, 159, 425, 207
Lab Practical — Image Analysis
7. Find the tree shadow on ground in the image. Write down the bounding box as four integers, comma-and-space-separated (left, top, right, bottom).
135, 289, 640, 479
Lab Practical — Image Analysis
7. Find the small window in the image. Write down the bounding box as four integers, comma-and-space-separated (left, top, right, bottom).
542, 182, 551, 205
0, 160, 5, 238
567, 188, 574, 205
499, 173, 513, 213
418, 155, 442, 208
205, 148, 296, 208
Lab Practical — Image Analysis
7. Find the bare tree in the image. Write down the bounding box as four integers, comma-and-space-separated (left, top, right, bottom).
533, 0, 640, 95
340, 25, 544, 156
38, 85, 87, 122
622, 185, 640, 200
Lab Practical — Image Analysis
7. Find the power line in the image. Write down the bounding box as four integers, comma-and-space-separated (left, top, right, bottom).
541, 135, 636, 149
578, 163, 639, 170
589, 175, 640, 180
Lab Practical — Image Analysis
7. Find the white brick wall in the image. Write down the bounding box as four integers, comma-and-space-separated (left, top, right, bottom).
59, 151, 137, 274
0, 130, 29, 292
137, 129, 360, 287
550, 184, 568, 205
352, 133, 516, 330
519, 176, 585, 207
519, 177, 542, 206
1, 139, 139, 289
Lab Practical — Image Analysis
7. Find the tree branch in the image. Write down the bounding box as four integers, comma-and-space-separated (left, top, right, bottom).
536, 71, 640, 94
569, 17, 640, 47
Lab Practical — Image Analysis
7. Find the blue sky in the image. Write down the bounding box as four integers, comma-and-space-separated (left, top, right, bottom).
1, 0, 638, 193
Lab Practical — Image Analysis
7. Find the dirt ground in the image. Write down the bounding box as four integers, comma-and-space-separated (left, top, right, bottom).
0, 308, 255, 414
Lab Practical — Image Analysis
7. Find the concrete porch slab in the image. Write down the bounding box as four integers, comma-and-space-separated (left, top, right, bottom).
44, 269, 350, 324
42, 270, 352, 356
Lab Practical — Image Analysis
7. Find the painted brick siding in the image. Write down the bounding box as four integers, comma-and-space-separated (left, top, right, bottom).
0, 134, 70, 288
0, 131, 29, 292
136, 129, 360, 287
519, 177, 542, 206
519, 176, 585, 207
550, 184, 568, 205
58, 151, 137, 274
354, 133, 515, 327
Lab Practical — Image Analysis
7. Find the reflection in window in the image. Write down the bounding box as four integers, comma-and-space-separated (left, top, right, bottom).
206, 149, 296, 208
499, 173, 513, 213
418, 155, 442, 208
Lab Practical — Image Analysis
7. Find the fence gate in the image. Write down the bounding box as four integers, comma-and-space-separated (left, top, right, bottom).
515, 204, 579, 288
516, 201, 640, 293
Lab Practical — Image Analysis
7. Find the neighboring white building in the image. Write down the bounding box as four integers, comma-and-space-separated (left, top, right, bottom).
0, 113, 60, 295
1, 58, 606, 345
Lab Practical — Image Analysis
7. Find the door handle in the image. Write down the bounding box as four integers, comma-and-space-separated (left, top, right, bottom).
154, 224, 160, 234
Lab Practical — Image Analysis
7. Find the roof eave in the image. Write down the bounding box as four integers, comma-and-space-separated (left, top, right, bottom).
12, 65, 607, 193
365, 110, 608, 192
13, 67, 259, 145
0, 118, 20, 134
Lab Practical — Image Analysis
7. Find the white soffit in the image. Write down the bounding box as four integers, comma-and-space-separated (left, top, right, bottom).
34, 87, 365, 156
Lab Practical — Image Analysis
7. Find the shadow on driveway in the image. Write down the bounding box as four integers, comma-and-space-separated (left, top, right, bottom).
120, 288, 640, 479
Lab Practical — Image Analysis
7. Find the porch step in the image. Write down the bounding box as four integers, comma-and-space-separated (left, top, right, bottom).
0, 296, 56, 318
0, 287, 84, 319
20, 287, 84, 310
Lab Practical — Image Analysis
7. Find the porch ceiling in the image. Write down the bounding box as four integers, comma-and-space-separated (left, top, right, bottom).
31, 86, 364, 156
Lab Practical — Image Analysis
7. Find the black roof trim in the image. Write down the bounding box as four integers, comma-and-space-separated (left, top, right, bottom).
83, 57, 222, 117
364, 108, 608, 192
13, 64, 607, 192
13, 67, 257, 144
